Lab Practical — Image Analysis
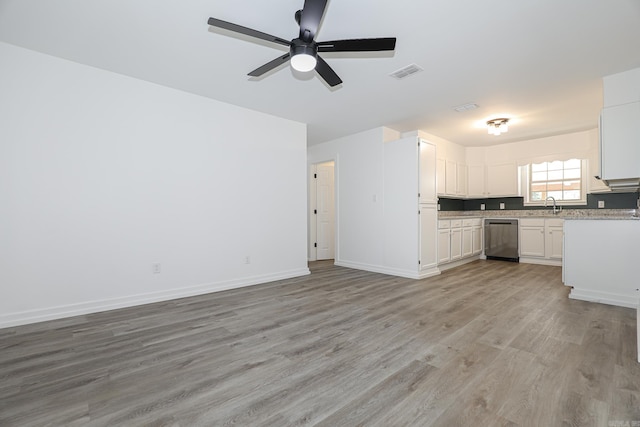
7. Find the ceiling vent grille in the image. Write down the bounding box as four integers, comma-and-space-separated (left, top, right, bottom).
453, 103, 479, 112
390, 63, 423, 80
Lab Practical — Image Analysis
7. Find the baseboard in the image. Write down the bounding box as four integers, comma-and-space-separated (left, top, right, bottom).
0, 268, 311, 329
519, 257, 562, 266
568, 288, 639, 309
418, 267, 441, 279
438, 255, 481, 271
334, 260, 424, 279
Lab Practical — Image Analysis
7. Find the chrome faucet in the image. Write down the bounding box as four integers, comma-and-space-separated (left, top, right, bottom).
545, 196, 562, 215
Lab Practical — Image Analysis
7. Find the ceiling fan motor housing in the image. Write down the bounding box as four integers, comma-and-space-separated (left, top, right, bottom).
291, 38, 317, 59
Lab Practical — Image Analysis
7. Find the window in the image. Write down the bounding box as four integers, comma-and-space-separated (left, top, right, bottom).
524, 159, 586, 205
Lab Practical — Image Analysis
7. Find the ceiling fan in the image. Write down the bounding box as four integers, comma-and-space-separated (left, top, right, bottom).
207, 0, 396, 87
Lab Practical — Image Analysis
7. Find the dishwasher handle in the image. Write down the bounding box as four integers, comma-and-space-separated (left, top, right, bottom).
485, 220, 518, 225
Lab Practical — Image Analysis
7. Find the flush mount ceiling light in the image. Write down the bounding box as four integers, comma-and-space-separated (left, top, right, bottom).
487, 118, 510, 136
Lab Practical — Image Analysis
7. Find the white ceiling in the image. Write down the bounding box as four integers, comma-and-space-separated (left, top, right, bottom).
1, 0, 640, 147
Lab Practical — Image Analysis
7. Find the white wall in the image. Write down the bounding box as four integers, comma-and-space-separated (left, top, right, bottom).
309, 126, 427, 276
382, 136, 421, 277
0, 42, 309, 328
411, 131, 465, 164
480, 130, 595, 166
308, 128, 386, 269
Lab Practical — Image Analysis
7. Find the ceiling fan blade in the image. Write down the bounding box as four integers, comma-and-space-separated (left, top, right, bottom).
248, 53, 291, 77
317, 37, 397, 52
315, 56, 342, 87
208, 17, 291, 47
299, 0, 328, 42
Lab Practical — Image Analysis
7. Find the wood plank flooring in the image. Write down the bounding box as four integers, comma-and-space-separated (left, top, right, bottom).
0, 260, 638, 426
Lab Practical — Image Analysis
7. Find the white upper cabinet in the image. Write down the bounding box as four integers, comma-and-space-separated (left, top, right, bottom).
486, 163, 519, 197
456, 164, 467, 196
600, 101, 640, 181
440, 159, 519, 198
437, 159, 467, 197
436, 158, 446, 196
419, 140, 437, 203
445, 160, 457, 196
467, 164, 486, 197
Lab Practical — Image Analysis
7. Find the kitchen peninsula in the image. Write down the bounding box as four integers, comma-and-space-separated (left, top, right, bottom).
563, 217, 640, 308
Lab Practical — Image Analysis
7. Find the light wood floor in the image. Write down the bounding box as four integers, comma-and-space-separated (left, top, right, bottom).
1, 260, 638, 426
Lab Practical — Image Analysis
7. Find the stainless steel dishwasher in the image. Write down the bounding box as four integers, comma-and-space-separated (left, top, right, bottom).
484, 219, 519, 262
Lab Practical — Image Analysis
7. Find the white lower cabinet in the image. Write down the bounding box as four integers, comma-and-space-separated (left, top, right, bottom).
519, 218, 564, 265
419, 204, 438, 271
462, 218, 481, 258
520, 219, 546, 257
546, 222, 564, 260
438, 217, 482, 268
450, 221, 462, 261
462, 224, 473, 258
471, 221, 483, 255
438, 221, 452, 264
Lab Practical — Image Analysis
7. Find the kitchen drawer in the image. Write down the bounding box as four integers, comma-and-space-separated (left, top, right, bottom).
546, 218, 564, 227
463, 218, 481, 227
450, 219, 462, 228
438, 220, 451, 229
520, 218, 545, 227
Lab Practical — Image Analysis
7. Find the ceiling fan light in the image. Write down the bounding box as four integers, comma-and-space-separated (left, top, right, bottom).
291, 53, 317, 72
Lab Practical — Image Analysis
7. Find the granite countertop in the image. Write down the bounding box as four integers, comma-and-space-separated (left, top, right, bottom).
438, 209, 639, 220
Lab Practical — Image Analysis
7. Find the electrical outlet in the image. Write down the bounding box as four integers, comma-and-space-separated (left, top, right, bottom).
244, 256, 251, 264
499, 203, 505, 210
152, 263, 161, 274
480, 203, 486, 211
598, 200, 605, 208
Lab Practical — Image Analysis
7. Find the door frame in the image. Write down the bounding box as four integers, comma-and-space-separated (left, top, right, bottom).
309, 159, 338, 262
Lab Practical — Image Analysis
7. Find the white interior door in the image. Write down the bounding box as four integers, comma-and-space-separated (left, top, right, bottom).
316, 162, 335, 260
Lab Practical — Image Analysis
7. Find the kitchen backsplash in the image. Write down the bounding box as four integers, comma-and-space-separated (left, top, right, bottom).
438, 193, 639, 211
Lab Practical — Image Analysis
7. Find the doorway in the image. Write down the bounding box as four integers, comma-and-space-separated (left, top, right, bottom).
310, 161, 335, 261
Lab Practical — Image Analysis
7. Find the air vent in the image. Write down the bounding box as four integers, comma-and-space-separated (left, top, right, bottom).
390, 63, 423, 80
453, 103, 479, 112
